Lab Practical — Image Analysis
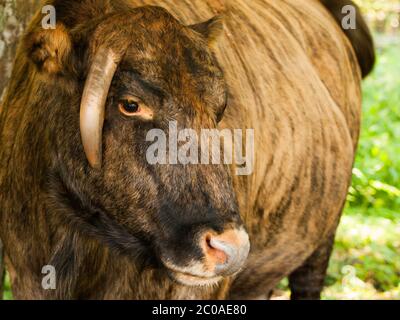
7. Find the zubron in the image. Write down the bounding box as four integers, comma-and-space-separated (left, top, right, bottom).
0, 0, 375, 300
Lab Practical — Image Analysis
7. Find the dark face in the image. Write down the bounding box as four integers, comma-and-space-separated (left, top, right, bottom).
52, 6, 249, 286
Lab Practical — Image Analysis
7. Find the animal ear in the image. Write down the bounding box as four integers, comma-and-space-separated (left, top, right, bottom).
190, 15, 224, 46
24, 23, 72, 75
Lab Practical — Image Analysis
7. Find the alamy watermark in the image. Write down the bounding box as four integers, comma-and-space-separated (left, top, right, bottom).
341, 5, 357, 30
41, 5, 56, 29
38, 4, 358, 32
146, 121, 255, 176
41, 265, 56, 290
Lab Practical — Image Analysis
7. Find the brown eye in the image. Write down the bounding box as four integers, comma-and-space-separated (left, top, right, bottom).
118, 97, 154, 120
119, 99, 140, 116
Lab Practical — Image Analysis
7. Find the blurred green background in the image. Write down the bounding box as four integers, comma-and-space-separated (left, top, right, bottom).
2, 0, 400, 300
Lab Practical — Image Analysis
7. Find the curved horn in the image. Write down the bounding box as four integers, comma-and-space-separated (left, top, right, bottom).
80, 47, 120, 169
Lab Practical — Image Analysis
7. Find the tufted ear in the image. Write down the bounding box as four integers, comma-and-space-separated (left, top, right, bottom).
190, 15, 224, 46
24, 23, 73, 75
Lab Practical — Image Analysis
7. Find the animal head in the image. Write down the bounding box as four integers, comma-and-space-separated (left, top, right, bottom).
24, 3, 249, 286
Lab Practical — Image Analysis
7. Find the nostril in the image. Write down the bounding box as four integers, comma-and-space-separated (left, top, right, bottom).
202, 229, 250, 276
205, 234, 228, 265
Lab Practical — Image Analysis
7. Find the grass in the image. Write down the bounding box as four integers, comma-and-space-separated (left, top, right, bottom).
323, 207, 400, 300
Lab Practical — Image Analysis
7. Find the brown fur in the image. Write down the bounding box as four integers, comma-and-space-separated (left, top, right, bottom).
0, 0, 373, 299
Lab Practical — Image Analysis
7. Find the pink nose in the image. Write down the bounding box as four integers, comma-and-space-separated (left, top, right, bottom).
202, 228, 250, 276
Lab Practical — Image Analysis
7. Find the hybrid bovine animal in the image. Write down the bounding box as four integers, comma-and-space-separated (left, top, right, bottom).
0, 0, 374, 299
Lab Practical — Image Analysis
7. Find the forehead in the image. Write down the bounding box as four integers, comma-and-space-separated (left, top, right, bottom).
114, 10, 224, 97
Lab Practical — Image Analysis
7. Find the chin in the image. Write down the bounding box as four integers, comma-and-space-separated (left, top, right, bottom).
168, 270, 223, 287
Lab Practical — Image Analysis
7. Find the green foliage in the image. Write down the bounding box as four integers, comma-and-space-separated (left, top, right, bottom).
3, 272, 12, 300
347, 43, 400, 210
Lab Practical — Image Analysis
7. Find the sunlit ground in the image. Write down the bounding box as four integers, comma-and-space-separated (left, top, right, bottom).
323, 207, 400, 300
273, 207, 400, 300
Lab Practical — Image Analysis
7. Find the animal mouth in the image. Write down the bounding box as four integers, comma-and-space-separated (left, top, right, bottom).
165, 267, 223, 286
158, 227, 250, 286
160, 257, 224, 286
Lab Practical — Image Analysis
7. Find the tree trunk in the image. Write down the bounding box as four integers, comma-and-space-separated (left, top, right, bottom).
0, 0, 42, 99
0, 0, 42, 299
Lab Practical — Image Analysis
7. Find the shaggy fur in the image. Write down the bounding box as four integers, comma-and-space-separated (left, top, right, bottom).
0, 0, 374, 299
